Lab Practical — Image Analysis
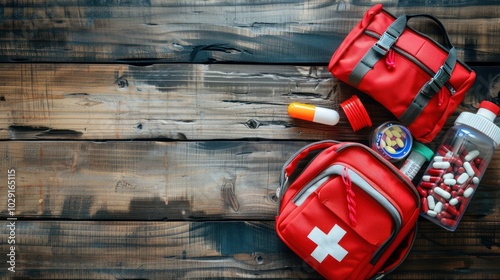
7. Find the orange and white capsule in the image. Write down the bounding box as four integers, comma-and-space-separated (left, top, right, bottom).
288, 102, 340, 126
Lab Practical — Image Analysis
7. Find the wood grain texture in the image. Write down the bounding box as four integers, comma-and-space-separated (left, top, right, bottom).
0, 140, 498, 221
0, 64, 498, 141
0, 1, 499, 279
0, 220, 498, 279
0, 141, 306, 220
0, 63, 375, 141
0, 221, 319, 279
0, 1, 498, 63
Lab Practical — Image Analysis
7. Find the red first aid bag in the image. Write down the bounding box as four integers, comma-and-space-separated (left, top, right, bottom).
328, 4, 476, 143
276, 141, 420, 279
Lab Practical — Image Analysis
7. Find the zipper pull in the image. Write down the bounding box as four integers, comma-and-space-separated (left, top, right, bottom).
438, 89, 444, 106
439, 84, 456, 106
385, 48, 395, 70
342, 166, 357, 227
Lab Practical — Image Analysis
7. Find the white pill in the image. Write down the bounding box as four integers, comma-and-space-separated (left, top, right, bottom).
472, 177, 480, 184
434, 187, 451, 200
465, 150, 480, 161
434, 156, 445, 161
444, 178, 457, 186
457, 173, 470, 184
443, 173, 455, 180
450, 198, 459, 206
427, 195, 436, 209
434, 202, 443, 213
464, 187, 474, 198
432, 161, 450, 169
463, 162, 475, 177
427, 210, 438, 217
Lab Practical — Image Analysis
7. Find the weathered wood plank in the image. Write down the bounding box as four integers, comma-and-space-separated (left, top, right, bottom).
0, 141, 307, 220
0, 64, 356, 141
394, 220, 500, 279
0, 221, 320, 279
0, 220, 499, 279
0, 64, 498, 141
0, 141, 498, 220
0, 1, 498, 63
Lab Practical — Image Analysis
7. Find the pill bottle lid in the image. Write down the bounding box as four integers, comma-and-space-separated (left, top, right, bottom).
478, 100, 500, 121
412, 141, 434, 161
340, 95, 372, 132
455, 101, 500, 147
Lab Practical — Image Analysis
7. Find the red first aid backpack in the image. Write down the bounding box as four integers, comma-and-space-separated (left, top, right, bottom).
276, 141, 420, 279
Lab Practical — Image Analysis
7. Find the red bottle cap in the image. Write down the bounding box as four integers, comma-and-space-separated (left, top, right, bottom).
480, 100, 500, 116
340, 95, 372, 132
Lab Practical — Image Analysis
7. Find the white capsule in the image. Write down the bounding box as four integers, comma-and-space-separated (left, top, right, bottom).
434, 202, 443, 213
472, 177, 480, 184
450, 198, 459, 206
433, 156, 445, 162
457, 173, 470, 184
464, 187, 474, 198
434, 187, 451, 200
463, 162, 475, 177
427, 210, 438, 217
464, 150, 480, 161
443, 173, 455, 180
444, 178, 457, 186
432, 161, 450, 169
427, 195, 436, 209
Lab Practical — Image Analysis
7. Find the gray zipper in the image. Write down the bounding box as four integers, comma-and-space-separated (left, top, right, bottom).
364, 30, 457, 95
276, 140, 338, 214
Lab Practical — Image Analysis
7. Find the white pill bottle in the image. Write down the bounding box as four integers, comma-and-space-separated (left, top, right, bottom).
416, 101, 500, 231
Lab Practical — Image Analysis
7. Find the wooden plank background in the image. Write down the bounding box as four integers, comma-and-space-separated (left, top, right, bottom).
0, 64, 498, 141
0, 1, 499, 279
0, 1, 499, 63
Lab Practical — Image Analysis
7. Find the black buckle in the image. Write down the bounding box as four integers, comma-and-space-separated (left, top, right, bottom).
421, 80, 441, 98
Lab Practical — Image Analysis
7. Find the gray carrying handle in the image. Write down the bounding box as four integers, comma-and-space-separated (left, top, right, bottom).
398, 14, 457, 125
347, 13, 457, 126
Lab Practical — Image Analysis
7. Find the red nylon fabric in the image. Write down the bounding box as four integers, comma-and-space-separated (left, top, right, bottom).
276, 142, 419, 279
328, 4, 476, 143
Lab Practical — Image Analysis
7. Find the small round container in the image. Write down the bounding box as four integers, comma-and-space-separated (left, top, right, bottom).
370, 122, 412, 162
400, 142, 434, 180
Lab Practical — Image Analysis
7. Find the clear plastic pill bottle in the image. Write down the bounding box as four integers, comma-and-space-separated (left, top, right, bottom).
416, 101, 500, 231
400, 142, 434, 181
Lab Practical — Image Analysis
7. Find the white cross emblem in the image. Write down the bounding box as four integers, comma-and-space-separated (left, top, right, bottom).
307, 224, 348, 263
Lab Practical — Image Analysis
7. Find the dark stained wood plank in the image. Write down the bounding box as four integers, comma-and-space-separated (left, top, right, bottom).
0, 141, 307, 220
0, 64, 497, 141
0, 1, 498, 63
394, 219, 500, 280
0, 63, 375, 141
0, 220, 498, 279
0, 220, 321, 279
0, 140, 498, 221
